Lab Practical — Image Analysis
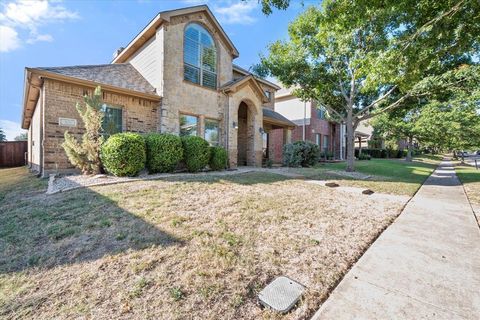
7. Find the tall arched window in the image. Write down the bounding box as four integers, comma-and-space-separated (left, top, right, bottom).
184, 23, 217, 89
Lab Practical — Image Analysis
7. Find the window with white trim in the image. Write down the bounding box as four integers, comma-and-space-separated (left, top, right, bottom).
184, 23, 217, 89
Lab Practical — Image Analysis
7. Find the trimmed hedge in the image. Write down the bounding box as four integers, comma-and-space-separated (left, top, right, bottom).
355, 148, 407, 159
101, 133, 146, 177
283, 140, 320, 167
145, 133, 183, 173
209, 146, 228, 171
182, 136, 210, 172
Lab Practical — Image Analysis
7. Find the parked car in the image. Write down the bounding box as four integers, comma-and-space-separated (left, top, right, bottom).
476, 150, 480, 155
457, 151, 470, 157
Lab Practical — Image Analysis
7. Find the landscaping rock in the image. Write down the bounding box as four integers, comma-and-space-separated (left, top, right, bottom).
362, 189, 375, 195
325, 182, 340, 188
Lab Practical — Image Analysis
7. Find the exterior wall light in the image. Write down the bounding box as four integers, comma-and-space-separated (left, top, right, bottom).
232, 121, 238, 129
259, 127, 265, 134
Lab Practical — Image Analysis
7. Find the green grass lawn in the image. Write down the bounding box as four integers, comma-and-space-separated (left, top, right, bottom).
455, 163, 480, 211
291, 155, 442, 196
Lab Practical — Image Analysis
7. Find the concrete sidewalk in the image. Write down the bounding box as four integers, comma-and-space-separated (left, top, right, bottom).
312, 160, 480, 319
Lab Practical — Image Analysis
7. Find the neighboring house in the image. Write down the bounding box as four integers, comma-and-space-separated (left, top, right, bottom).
269, 86, 343, 162
355, 120, 375, 149
21, 5, 295, 176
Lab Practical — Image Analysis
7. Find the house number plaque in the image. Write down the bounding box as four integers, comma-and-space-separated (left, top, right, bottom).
59, 117, 77, 127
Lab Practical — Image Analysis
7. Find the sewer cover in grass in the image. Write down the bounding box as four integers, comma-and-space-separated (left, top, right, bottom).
258, 276, 305, 313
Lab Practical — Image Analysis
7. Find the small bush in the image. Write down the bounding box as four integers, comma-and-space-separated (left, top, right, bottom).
182, 136, 210, 172
358, 153, 371, 160
101, 133, 146, 176
209, 146, 228, 171
320, 151, 334, 160
145, 133, 183, 173
283, 140, 320, 167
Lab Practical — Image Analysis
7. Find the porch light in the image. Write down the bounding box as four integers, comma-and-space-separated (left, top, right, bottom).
259, 127, 265, 134
232, 121, 238, 129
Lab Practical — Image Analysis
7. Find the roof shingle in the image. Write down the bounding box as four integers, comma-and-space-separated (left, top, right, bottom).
37, 63, 157, 95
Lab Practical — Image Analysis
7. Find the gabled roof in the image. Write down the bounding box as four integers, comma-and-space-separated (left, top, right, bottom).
22, 63, 159, 129
220, 75, 269, 103
232, 64, 281, 90
34, 63, 157, 95
112, 5, 239, 64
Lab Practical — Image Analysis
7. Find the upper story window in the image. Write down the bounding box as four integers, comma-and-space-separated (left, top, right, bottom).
101, 104, 123, 137
316, 106, 326, 119
184, 23, 217, 89
264, 90, 272, 102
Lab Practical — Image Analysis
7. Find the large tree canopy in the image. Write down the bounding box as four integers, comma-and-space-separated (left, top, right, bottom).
256, 0, 479, 171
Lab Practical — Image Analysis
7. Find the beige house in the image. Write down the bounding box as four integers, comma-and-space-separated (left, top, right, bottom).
21, 5, 295, 177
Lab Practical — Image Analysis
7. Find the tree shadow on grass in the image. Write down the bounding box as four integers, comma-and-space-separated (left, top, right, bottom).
0, 173, 182, 274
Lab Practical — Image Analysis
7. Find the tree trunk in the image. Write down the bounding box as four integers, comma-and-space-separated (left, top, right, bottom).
346, 110, 355, 172
406, 136, 413, 162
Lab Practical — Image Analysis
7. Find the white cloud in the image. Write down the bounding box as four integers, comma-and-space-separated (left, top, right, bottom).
0, 25, 20, 52
0, 0, 79, 52
213, 1, 258, 25
26, 33, 53, 44
0, 119, 24, 141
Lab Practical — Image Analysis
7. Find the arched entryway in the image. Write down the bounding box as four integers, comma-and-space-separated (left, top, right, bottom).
237, 101, 255, 166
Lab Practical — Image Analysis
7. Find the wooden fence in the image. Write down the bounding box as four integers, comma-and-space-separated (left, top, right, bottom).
0, 141, 28, 167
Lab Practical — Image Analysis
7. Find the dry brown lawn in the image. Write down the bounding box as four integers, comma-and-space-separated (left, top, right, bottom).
0, 167, 408, 319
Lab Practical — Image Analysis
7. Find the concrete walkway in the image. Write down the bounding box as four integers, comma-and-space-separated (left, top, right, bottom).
312, 160, 480, 319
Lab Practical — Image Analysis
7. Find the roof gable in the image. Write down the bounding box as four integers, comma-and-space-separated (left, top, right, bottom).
112, 5, 239, 64
221, 75, 269, 103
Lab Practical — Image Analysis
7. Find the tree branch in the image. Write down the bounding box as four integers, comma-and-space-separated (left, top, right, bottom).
358, 94, 411, 122
402, 0, 465, 51
354, 85, 397, 118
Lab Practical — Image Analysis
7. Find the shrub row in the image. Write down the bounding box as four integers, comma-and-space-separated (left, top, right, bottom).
100, 133, 227, 177
354, 148, 408, 159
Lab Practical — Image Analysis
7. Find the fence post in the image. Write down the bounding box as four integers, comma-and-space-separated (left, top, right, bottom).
475, 159, 478, 170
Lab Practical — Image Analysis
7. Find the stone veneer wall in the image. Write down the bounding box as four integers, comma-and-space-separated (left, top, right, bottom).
159, 13, 231, 148
40, 79, 160, 176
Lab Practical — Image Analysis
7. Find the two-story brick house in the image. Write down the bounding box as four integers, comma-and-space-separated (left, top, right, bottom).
269, 86, 344, 162
21, 5, 295, 176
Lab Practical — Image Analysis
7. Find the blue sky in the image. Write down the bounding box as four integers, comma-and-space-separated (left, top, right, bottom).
0, 0, 311, 140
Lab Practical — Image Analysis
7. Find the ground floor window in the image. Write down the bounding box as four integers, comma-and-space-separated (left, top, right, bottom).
101, 104, 123, 137
315, 133, 321, 146
180, 114, 198, 137
323, 135, 329, 152
204, 118, 219, 146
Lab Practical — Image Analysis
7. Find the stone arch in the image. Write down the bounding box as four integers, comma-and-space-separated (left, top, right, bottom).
237, 99, 257, 166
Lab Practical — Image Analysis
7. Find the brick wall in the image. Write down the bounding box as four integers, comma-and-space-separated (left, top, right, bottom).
41, 79, 160, 175
270, 100, 342, 163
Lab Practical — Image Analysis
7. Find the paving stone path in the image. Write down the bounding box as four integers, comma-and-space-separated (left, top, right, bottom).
312, 160, 480, 319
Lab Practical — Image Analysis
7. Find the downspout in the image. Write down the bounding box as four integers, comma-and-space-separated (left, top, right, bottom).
222, 89, 230, 166
303, 101, 306, 141
40, 80, 45, 177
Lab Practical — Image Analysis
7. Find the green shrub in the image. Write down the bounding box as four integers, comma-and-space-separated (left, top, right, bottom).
320, 151, 334, 160
358, 153, 371, 160
209, 146, 228, 171
145, 133, 183, 173
283, 140, 320, 167
101, 133, 146, 176
181, 136, 210, 172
